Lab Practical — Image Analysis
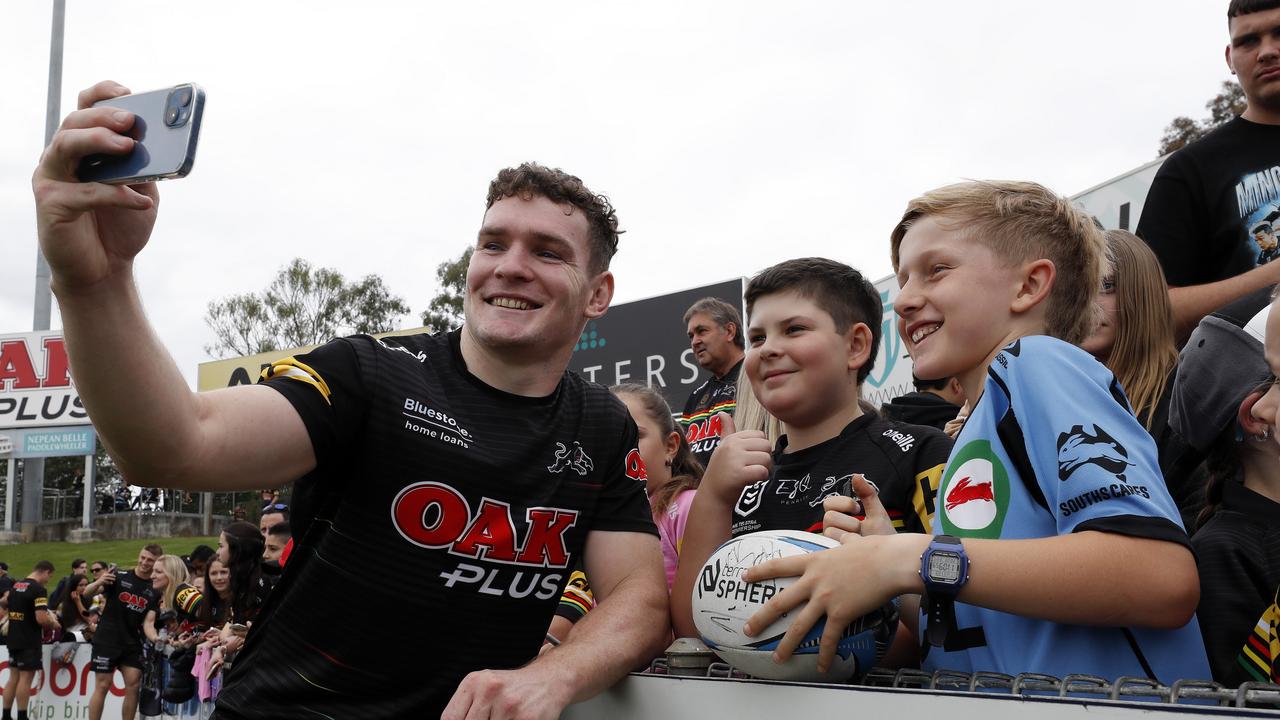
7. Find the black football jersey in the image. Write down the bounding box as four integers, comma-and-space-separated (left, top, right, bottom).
730, 413, 951, 537
214, 329, 655, 719
5, 579, 47, 649
680, 360, 742, 467
92, 570, 158, 649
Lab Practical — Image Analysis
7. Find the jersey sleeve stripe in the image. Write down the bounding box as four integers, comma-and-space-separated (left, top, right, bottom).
261, 358, 334, 405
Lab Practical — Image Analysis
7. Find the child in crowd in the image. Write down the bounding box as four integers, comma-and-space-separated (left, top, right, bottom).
741, 181, 1209, 683
1080, 229, 1200, 526
1172, 291, 1279, 685
672, 257, 952, 639
611, 384, 704, 590
1228, 288, 1280, 681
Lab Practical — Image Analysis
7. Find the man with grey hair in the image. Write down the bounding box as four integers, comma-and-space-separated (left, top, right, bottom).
681, 297, 745, 466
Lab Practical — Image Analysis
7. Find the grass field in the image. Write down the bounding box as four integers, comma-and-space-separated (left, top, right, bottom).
0, 536, 219, 577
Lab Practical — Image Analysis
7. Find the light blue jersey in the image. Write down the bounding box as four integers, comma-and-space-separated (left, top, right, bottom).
922, 336, 1210, 683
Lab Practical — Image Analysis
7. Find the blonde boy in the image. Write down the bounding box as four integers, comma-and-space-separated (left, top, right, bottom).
744, 181, 1210, 684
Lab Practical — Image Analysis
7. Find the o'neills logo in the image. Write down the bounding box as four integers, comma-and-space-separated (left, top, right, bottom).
391, 482, 578, 568
939, 440, 1010, 539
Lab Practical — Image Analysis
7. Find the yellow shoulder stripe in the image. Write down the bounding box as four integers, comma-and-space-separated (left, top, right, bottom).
261, 358, 333, 405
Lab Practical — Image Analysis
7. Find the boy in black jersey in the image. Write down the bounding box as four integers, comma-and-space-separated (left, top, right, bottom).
34, 114, 669, 720
83, 545, 161, 720
672, 258, 952, 638
3, 561, 59, 720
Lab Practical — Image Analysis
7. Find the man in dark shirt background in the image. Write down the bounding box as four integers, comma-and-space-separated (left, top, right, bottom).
82, 545, 160, 720
3, 561, 59, 720
681, 297, 746, 466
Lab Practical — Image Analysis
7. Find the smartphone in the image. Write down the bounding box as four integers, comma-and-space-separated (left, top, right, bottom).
78, 83, 205, 185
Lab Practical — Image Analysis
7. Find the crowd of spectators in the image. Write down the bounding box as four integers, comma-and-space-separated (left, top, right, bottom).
0, 501, 291, 719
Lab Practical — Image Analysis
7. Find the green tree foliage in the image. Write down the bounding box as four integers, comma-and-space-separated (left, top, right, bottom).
1158, 81, 1247, 156
204, 258, 411, 358
420, 247, 472, 333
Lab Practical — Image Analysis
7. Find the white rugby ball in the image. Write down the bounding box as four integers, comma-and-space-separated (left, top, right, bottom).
692, 529, 897, 682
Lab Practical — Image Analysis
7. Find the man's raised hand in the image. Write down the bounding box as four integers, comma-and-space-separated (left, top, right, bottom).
32, 81, 159, 296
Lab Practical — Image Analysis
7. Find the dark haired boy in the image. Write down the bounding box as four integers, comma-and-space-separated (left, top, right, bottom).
35, 89, 667, 720
3, 561, 59, 720
672, 257, 952, 638
743, 181, 1209, 685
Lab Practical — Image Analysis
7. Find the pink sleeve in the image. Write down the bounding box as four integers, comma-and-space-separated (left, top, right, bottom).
657, 489, 698, 589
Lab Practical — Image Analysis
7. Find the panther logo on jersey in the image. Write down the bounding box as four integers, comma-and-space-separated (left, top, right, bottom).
1056, 424, 1132, 482
548, 441, 594, 476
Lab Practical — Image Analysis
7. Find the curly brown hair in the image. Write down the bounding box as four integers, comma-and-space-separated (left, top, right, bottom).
485, 162, 622, 274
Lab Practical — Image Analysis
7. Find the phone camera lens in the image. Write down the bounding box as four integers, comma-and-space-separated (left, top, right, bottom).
175, 87, 192, 108
165, 106, 180, 125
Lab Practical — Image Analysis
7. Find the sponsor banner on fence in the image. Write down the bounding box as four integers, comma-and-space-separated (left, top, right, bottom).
0, 645, 125, 719
864, 275, 915, 410
0, 331, 88, 430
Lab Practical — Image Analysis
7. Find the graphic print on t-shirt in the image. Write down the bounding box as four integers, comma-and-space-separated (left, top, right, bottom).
1236, 165, 1280, 267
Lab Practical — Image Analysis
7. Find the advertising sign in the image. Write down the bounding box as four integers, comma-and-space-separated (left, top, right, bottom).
0, 331, 89, 429
864, 275, 915, 409
8, 426, 97, 459
0, 645, 128, 718
568, 279, 745, 409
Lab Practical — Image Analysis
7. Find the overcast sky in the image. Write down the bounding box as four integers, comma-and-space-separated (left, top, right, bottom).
0, 1, 1234, 386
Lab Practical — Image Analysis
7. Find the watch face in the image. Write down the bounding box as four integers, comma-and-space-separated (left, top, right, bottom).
929, 551, 962, 584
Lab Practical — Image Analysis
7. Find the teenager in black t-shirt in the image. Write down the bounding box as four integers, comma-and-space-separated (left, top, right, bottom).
83, 545, 161, 720
33, 142, 668, 719
3, 561, 59, 720
1136, 3, 1280, 340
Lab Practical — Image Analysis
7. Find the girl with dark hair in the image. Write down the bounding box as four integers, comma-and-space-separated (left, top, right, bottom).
610, 384, 704, 589
57, 573, 93, 635
216, 522, 269, 624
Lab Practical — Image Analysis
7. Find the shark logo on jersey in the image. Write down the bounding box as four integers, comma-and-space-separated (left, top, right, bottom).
548, 441, 594, 476
1056, 424, 1132, 482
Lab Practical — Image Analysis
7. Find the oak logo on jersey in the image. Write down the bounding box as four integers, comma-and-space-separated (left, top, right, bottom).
392, 482, 580, 601
624, 448, 647, 483
939, 440, 1010, 539
119, 591, 151, 612
392, 481, 579, 567
1056, 424, 1132, 482
548, 441, 594, 476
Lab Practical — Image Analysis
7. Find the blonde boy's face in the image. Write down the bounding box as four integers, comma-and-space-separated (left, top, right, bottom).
745, 291, 863, 429
1249, 298, 1280, 452
895, 216, 1026, 386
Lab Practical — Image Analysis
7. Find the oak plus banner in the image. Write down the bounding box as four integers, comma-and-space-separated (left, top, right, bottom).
0, 330, 89, 429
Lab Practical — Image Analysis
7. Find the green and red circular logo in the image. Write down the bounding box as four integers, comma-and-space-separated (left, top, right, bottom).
939, 440, 1010, 539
